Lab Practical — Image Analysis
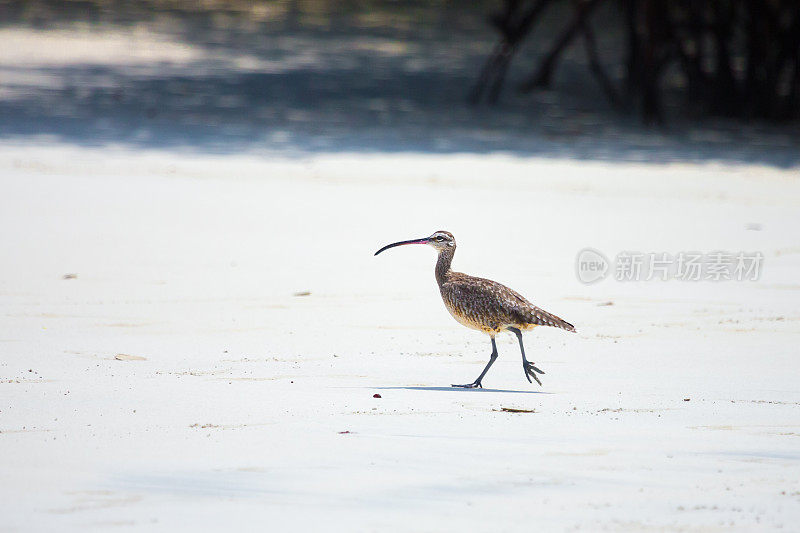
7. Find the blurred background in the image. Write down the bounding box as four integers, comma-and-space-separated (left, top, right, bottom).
2, 3, 800, 530
1, 0, 798, 164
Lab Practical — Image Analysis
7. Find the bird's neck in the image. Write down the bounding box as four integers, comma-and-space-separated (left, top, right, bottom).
435, 246, 455, 286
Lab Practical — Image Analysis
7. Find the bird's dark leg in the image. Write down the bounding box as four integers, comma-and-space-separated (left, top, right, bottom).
508, 327, 545, 386
452, 337, 498, 389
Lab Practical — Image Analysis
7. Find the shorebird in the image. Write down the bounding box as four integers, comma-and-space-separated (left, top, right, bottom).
374, 230, 575, 388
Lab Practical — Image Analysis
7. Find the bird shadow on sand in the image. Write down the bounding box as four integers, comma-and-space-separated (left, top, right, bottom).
374, 386, 551, 394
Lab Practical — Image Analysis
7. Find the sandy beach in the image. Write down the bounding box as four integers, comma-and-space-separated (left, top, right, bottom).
1, 143, 799, 531
1, 9, 800, 530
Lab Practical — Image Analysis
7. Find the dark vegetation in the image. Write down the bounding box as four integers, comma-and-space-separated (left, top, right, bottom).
472, 0, 800, 123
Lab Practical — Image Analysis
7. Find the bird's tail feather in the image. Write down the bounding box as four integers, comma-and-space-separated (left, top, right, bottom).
527, 307, 576, 333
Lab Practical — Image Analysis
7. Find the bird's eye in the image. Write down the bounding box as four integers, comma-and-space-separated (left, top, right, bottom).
436, 236, 444, 241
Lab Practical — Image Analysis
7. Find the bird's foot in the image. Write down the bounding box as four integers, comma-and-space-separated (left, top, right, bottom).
451, 381, 482, 389
523, 361, 545, 386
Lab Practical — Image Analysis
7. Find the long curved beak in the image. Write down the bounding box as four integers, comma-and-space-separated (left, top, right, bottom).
374, 237, 430, 256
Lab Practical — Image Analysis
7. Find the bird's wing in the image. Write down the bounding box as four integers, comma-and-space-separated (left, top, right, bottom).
509, 293, 576, 332
448, 274, 575, 332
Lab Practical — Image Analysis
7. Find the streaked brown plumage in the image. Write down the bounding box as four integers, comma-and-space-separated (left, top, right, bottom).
375, 230, 575, 388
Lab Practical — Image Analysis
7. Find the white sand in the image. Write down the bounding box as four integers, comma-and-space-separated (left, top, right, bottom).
1, 144, 799, 531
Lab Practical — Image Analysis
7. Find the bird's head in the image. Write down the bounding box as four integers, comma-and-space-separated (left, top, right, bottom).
374, 230, 455, 256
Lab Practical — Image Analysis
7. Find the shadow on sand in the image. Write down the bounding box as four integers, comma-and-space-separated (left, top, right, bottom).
1, 7, 798, 166
375, 386, 550, 394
